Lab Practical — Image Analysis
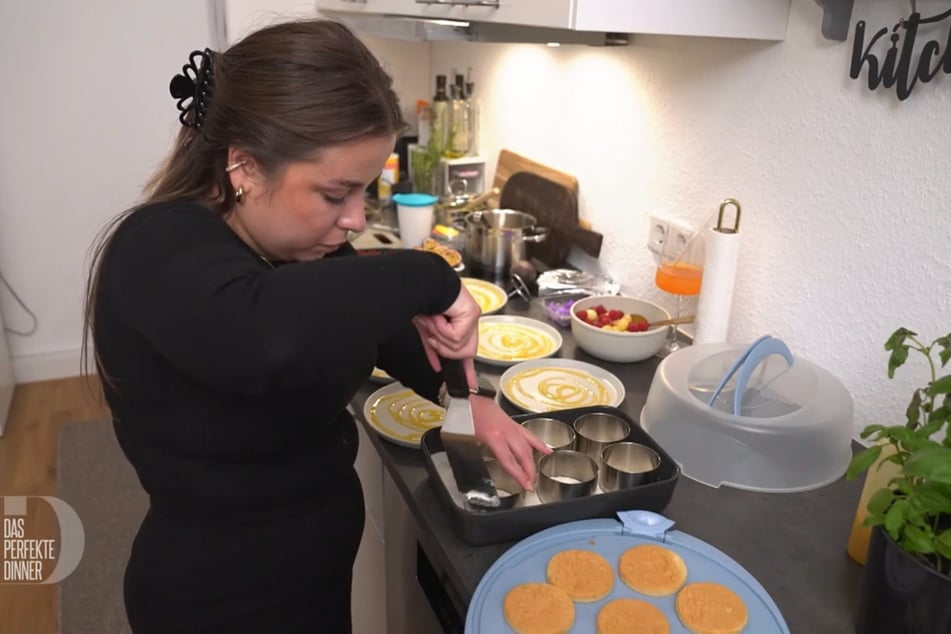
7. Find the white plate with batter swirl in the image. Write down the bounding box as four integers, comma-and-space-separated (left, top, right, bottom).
363, 382, 444, 448
476, 316, 563, 366
500, 359, 625, 413
461, 277, 508, 315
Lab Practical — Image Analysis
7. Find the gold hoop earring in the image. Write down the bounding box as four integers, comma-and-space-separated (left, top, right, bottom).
235, 186, 244, 204
225, 160, 246, 173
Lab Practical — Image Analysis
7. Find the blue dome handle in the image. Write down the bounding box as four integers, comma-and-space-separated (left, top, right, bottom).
707, 335, 794, 416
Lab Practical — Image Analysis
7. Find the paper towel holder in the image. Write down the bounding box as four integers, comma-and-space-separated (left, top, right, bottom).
715, 199, 742, 234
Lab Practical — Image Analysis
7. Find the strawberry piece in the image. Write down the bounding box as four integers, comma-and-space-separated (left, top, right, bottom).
595, 304, 607, 315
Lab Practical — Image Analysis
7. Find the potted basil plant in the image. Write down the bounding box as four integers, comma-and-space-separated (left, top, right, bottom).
846, 327, 951, 634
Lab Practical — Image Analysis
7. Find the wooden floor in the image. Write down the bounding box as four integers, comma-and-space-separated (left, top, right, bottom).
0, 376, 110, 634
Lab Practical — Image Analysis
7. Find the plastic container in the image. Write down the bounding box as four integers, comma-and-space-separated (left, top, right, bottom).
640, 337, 853, 493
392, 192, 437, 248
541, 295, 582, 328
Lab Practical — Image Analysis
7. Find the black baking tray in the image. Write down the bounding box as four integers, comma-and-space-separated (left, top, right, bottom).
420, 405, 680, 546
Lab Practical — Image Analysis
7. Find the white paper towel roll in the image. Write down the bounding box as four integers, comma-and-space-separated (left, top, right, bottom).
694, 227, 741, 344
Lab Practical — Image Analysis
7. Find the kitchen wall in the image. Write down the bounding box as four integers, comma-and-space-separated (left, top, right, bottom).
429, 0, 951, 436
0, 1, 948, 440
0, 1, 428, 382
225, 0, 430, 129
0, 1, 212, 380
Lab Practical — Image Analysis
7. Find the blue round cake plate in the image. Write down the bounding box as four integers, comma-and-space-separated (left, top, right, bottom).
465, 510, 789, 634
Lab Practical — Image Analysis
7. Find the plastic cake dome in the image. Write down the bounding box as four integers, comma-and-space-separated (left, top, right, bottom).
640, 336, 854, 493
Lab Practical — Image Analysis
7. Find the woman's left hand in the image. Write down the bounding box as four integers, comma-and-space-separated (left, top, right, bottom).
470, 395, 551, 492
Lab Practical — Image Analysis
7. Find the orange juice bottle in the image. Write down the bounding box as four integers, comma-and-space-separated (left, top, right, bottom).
655, 262, 703, 296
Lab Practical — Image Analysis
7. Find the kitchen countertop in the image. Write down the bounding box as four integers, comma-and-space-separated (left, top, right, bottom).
352, 297, 866, 633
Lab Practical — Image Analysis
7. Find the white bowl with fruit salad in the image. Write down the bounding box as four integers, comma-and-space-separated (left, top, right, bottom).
570, 295, 671, 362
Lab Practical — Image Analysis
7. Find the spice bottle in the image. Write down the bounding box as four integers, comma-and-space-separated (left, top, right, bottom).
430, 75, 449, 157
446, 73, 471, 158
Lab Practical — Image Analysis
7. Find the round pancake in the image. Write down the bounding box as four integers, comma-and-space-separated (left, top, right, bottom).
503, 582, 575, 634
546, 549, 615, 602
597, 598, 671, 634
618, 544, 688, 596
675, 582, 749, 634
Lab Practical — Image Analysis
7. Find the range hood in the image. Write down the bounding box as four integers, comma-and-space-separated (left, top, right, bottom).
315, 1, 791, 43
319, 12, 629, 46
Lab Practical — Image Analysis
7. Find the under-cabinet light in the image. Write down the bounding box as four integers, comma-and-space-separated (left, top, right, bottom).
421, 19, 471, 28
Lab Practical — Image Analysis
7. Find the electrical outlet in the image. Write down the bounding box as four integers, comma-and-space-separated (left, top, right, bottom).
647, 214, 694, 256
668, 219, 694, 254
646, 214, 669, 255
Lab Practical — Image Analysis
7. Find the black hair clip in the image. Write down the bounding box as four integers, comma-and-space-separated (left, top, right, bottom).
169, 48, 214, 129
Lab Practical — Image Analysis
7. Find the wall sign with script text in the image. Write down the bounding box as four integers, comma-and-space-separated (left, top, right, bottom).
815, 0, 950, 101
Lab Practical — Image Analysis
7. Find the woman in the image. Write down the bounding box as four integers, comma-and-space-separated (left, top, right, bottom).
84, 19, 546, 633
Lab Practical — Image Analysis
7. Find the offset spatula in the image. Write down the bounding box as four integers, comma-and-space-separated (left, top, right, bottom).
439, 357, 500, 509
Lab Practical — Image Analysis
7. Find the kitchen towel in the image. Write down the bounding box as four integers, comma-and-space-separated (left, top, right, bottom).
694, 225, 741, 345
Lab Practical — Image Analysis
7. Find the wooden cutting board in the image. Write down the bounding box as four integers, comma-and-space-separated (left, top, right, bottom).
493, 149, 579, 198
499, 171, 603, 267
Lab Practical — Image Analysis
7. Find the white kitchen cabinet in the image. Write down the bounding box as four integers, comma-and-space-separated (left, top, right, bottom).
575, 0, 790, 40
354, 417, 385, 541
352, 419, 387, 633
352, 509, 387, 633
316, 0, 791, 41
222, 0, 319, 44
317, 0, 573, 30
315, 0, 417, 15
382, 470, 444, 634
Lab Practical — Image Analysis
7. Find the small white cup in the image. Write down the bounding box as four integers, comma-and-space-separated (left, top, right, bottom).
393, 193, 438, 248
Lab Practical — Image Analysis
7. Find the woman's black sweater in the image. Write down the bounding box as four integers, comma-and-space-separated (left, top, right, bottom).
95, 201, 460, 521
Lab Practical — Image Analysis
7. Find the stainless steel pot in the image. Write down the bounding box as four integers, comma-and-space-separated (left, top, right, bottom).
458, 209, 548, 274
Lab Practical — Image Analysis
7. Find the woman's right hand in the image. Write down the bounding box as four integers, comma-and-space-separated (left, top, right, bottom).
471, 395, 551, 492
413, 285, 482, 385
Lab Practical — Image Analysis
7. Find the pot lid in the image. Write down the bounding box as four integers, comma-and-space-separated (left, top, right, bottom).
467, 208, 537, 229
